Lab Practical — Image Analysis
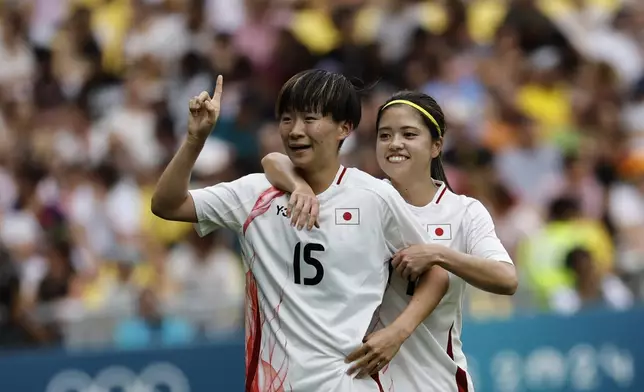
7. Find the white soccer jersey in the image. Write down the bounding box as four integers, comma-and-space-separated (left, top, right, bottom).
378, 181, 513, 392
189, 166, 434, 392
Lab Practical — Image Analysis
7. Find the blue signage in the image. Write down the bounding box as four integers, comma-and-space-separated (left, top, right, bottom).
0, 340, 245, 392
1, 308, 642, 392
464, 308, 644, 392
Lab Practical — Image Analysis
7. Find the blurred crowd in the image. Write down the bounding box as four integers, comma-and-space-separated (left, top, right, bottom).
1, 0, 644, 351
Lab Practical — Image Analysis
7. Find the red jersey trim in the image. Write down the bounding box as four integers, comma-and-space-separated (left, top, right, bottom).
435, 186, 447, 205
243, 188, 291, 391
371, 374, 385, 392
447, 323, 469, 392
245, 272, 262, 392
336, 166, 348, 185
242, 187, 285, 235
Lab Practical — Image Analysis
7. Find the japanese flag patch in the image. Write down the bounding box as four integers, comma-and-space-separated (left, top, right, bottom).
428, 224, 451, 240
335, 208, 360, 225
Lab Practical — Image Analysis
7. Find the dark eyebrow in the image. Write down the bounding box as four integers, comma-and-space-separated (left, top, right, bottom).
377, 125, 422, 132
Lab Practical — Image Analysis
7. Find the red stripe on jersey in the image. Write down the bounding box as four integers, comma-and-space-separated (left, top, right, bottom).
447, 324, 469, 392
243, 187, 285, 235
244, 254, 291, 392
336, 167, 348, 185
371, 373, 385, 392
435, 186, 447, 204
243, 189, 290, 391
245, 271, 262, 392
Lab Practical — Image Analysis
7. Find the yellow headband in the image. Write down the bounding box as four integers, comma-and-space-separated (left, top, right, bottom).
381, 99, 442, 136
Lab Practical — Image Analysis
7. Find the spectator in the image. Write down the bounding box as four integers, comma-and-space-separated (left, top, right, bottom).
0, 245, 49, 349
123, 0, 188, 71
516, 46, 573, 139
167, 230, 244, 334
545, 153, 604, 220
551, 247, 633, 314
113, 288, 195, 350
608, 165, 644, 297
0, 8, 35, 103
32, 238, 86, 346
0, 0, 643, 351
519, 197, 615, 310
495, 116, 564, 206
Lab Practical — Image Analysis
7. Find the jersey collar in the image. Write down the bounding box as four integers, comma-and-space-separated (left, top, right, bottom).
333, 165, 348, 186
431, 180, 448, 205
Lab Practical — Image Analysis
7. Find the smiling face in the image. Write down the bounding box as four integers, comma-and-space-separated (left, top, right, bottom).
376, 105, 442, 183
279, 111, 350, 170
275, 69, 361, 172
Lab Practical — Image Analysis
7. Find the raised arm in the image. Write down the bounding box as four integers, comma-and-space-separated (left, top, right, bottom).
261, 152, 319, 230
261, 152, 302, 194
151, 76, 223, 222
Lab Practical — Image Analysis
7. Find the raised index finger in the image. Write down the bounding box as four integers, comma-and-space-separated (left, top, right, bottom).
212, 75, 223, 104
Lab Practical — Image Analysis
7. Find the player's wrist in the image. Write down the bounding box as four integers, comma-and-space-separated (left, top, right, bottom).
185, 133, 207, 149
416, 244, 448, 272
434, 246, 458, 269
293, 181, 314, 195
389, 319, 414, 342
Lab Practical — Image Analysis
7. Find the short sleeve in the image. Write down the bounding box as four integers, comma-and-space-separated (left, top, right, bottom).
464, 200, 513, 264
381, 187, 432, 251
188, 174, 261, 237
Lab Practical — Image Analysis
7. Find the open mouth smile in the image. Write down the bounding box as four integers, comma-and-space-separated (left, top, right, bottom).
387, 155, 409, 163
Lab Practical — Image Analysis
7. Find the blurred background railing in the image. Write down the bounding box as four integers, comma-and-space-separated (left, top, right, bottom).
1, 307, 642, 392
1, 0, 644, 390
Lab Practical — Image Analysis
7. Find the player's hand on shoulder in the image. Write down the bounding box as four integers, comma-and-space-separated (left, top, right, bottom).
288, 184, 320, 231
345, 327, 406, 378
188, 75, 223, 142
392, 244, 448, 281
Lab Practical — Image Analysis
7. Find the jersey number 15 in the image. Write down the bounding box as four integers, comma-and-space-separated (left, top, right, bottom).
293, 242, 325, 286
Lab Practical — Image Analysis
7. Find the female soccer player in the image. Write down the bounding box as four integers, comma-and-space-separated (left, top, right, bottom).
152, 72, 449, 392
262, 91, 517, 391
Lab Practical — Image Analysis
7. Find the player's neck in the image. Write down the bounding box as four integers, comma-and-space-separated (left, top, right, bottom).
298, 162, 341, 195
391, 177, 438, 207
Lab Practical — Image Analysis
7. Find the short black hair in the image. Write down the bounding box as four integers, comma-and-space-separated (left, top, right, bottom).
563, 153, 580, 170
0, 246, 19, 315
92, 162, 120, 189
564, 247, 592, 271
548, 196, 580, 221
276, 69, 362, 150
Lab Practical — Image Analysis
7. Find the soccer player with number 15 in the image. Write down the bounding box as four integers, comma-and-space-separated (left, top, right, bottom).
151, 70, 448, 392
263, 90, 518, 391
